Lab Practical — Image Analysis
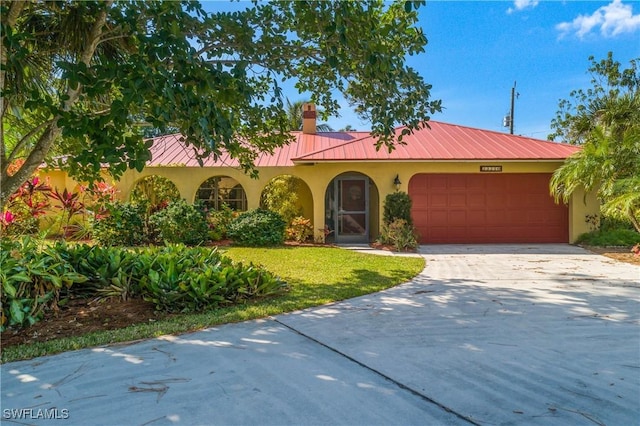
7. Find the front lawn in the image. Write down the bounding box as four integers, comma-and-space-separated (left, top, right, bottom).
1, 246, 424, 363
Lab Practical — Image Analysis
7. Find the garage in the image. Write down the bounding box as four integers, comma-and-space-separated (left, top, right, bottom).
409, 173, 569, 244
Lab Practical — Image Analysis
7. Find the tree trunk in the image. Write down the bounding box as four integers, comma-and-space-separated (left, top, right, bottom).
0, 1, 113, 212
628, 208, 640, 234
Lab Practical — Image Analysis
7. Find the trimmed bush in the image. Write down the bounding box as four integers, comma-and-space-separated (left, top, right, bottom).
207, 203, 236, 241
228, 209, 286, 246
383, 191, 413, 226
91, 201, 148, 246
150, 199, 209, 245
576, 228, 640, 246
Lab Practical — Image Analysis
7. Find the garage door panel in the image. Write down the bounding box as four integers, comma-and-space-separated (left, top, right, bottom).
449, 194, 466, 207
430, 194, 448, 207
409, 173, 568, 244
468, 193, 486, 207
467, 210, 486, 226
449, 210, 467, 226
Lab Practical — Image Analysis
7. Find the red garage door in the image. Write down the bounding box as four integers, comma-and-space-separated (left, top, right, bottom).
409, 173, 568, 244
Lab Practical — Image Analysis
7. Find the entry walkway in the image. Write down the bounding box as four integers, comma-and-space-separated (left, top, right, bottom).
2, 245, 639, 425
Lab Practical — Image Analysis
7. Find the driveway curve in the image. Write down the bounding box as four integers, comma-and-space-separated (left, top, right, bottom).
2, 244, 639, 425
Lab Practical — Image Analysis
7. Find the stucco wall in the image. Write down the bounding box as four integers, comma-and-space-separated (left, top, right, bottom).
41, 160, 598, 244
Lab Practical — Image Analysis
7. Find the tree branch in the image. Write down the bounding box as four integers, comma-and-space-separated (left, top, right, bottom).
6, 118, 56, 164
1, 1, 27, 165
1, 1, 114, 208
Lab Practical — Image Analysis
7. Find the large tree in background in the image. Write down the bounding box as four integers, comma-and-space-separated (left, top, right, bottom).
549, 53, 640, 232
1, 0, 441, 210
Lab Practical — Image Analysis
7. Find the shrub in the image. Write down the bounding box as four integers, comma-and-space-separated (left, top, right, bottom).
378, 219, 419, 252
137, 245, 287, 312
149, 199, 209, 245
260, 175, 302, 224
91, 201, 148, 246
286, 216, 313, 243
600, 215, 635, 231
64, 244, 143, 301
0, 241, 286, 329
46, 187, 87, 239
0, 238, 88, 330
383, 191, 413, 226
575, 228, 640, 247
130, 175, 181, 214
207, 203, 236, 241
228, 209, 286, 246
2, 177, 51, 236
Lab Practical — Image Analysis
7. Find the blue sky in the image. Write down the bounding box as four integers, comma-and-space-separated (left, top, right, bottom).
204, 1, 640, 140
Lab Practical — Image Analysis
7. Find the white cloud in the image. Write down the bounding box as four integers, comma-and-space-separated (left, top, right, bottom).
507, 0, 539, 15
556, 0, 640, 39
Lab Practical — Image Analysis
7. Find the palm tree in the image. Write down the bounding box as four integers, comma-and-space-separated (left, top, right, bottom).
285, 99, 333, 132
550, 92, 640, 232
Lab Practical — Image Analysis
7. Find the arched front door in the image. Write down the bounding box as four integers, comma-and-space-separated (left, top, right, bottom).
327, 175, 370, 243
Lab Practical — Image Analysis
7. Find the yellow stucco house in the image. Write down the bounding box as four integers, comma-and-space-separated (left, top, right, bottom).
46, 104, 598, 244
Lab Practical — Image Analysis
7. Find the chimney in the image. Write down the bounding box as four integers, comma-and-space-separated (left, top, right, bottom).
302, 103, 317, 134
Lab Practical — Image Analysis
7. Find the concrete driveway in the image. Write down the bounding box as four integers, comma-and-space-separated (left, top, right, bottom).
2, 244, 639, 425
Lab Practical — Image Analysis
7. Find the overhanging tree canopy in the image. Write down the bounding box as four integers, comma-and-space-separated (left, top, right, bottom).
0, 0, 442, 209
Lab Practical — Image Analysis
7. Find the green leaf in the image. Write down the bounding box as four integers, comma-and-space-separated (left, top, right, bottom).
10, 300, 25, 324
3, 281, 17, 298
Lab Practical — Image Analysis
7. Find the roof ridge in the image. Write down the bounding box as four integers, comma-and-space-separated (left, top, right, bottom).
292, 131, 374, 160
430, 120, 573, 146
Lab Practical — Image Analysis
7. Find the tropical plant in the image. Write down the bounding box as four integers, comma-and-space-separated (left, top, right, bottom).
0, 240, 287, 329
0, 238, 88, 330
549, 53, 640, 232
47, 187, 86, 238
130, 175, 181, 215
1, 176, 51, 236
378, 219, 419, 251
137, 245, 286, 312
1, 0, 441, 211
286, 216, 314, 243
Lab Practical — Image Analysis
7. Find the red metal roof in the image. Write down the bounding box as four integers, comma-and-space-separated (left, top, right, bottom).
292, 122, 580, 162
146, 132, 370, 167
146, 122, 579, 167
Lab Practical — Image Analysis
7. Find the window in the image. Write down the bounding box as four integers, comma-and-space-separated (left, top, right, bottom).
196, 177, 247, 211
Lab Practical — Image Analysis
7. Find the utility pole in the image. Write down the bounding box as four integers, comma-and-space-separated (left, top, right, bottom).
509, 81, 516, 135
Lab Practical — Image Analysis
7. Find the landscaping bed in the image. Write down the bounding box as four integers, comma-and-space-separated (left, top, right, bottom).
582, 245, 640, 266
1, 298, 167, 348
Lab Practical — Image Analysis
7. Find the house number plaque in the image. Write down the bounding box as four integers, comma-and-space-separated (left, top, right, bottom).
480, 165, 502, 172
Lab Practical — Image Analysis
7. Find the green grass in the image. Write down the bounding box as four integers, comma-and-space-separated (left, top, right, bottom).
576, 228, 640, 247
1, 246, 424, 363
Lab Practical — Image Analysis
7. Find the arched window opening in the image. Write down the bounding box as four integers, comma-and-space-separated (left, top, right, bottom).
196, 177, 247, 211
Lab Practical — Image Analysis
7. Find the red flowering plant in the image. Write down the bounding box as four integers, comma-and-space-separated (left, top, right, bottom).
82, 181, 119, 220
48, 187, 86, 239
2, 176, 52, 236
46, 182, 119, 240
